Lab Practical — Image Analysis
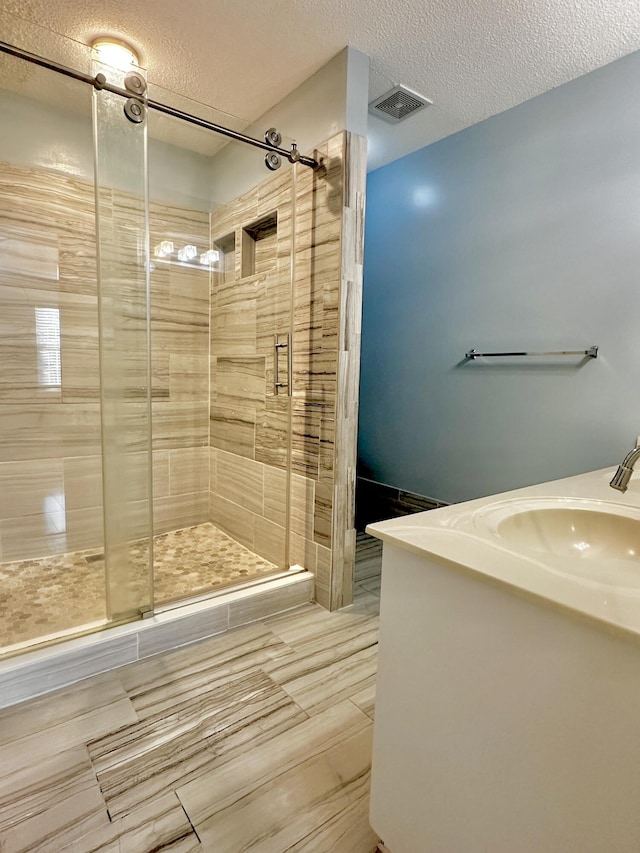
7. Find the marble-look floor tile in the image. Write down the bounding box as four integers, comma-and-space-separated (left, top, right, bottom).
268, 644, 377, 716
358, 576, 382, 596
264, 602, 376, 647
89, 628, 295, 818
350, 586, 381, 617
263, 615, 378, 715
350, 684, 376, 720
354, 533, 383, 584
0, 674, 138, 776
119, 621, 289, 710
180, 723, 373, 853
89, 668, 306, 819
0, 745, 105, 833
0, 673, 134, 748
33, 791, 199, 853
287, 790, 379, 852
0, 515, 380, 852
0, 747, 109, 853
177, 700, 370, 825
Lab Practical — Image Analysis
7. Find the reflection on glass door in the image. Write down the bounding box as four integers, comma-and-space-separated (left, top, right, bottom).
145, 88, 295, 606
93, 52, 154, 621
0, 41, 111, 654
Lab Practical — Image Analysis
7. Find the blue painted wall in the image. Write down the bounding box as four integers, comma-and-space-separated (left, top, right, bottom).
359, 50, 640, 504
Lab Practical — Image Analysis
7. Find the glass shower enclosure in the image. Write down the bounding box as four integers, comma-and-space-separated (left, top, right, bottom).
0, 18, 303, 658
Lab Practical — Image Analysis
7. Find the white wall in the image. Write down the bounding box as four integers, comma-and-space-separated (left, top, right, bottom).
0, 88, 212, 209
209, 46, 369, 207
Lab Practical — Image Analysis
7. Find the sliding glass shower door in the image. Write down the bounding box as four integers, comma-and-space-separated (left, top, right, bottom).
0, 50, 105, 653
92, 51, 154, 621
0, 26, 156, 654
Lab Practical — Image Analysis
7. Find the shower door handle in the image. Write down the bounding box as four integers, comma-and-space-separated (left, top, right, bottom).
274, 334, 291, 396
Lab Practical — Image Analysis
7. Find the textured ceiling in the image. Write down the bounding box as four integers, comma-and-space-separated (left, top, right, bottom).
2, 0, 640, 170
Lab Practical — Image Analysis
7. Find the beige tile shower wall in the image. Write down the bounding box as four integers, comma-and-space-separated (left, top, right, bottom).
331, 132, 367, 608
0, 162, 212, 562
0, 162, 102, 561
209, 131, 366, 609
149, 201, 211, 534
293, 134, 344, 608
209, 168, 294, 568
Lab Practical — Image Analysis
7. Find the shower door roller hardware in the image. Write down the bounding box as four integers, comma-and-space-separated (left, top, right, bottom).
265, 151, 281, 171
124, 97, 146, 124
274, 333, 292, 396
124, 70, 147, 95
264, 127, 282, 148
0, 40, 319, 169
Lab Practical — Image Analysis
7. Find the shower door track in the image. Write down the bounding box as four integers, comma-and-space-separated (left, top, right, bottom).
153, 565, 308, 615
0, 38, 319, 169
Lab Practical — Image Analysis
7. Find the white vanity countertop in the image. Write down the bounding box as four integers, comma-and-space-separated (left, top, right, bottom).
366, 468, 640, 639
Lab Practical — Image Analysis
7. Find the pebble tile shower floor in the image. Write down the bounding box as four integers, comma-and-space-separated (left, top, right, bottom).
0, 523, 278, 650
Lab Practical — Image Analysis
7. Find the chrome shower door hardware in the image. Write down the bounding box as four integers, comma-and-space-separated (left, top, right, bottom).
274, 333, 292, 396
0, 40, 319, 169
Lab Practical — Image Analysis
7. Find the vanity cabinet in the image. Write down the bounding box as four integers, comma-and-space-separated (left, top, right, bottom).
368, 469, 640, 852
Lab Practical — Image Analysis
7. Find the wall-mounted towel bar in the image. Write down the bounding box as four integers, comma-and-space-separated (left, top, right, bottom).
465, 346, 598, 360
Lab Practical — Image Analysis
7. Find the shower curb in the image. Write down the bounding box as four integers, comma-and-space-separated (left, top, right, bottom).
0, 572, 313, 710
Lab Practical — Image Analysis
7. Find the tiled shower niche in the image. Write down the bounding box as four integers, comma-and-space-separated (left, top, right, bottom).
241, 213, 278, 278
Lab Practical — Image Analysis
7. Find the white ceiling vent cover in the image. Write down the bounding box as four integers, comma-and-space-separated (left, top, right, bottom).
368, 85, 432, 124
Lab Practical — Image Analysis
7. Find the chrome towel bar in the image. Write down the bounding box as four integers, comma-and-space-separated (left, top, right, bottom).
465, 346, 598, 360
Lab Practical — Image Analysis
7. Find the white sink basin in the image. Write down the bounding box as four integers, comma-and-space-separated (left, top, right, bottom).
496, 507, 640, 560
475, 498, 640, 588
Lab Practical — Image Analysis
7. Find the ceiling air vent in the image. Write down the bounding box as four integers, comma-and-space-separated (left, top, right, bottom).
368, 85, 432, 124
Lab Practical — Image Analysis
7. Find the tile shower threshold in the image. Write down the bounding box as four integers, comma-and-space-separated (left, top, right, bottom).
153, 564, 307, 613
0, 571, 314, 710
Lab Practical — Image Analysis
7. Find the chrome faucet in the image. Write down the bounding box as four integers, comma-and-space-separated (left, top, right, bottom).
610, 440, 640, 492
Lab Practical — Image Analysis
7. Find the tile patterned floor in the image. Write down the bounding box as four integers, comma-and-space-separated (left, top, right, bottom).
352, 532, 384, 610
0, 535, 383, 852
0, 523, 278, 650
